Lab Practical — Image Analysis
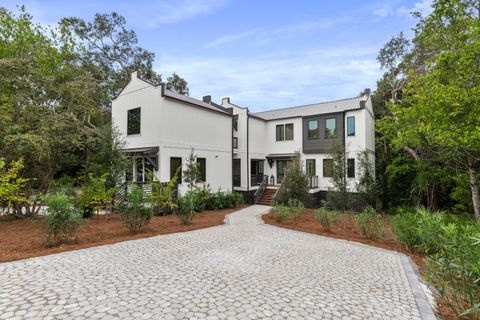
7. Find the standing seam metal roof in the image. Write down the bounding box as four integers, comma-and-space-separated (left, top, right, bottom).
251, 95, 366, 120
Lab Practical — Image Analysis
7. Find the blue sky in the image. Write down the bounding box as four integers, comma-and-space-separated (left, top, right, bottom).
2, 0, 432, 112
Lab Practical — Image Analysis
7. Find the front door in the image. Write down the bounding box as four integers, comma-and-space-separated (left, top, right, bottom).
233, 159, 241, 187
276, 160, 287, 184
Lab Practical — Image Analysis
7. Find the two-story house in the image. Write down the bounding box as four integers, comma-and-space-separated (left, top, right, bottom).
112, 71, 375, 206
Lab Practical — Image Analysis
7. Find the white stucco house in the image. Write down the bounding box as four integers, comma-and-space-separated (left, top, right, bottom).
112, 71, 375, 206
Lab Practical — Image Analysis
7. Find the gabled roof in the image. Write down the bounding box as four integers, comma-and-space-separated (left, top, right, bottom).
251, 95, 367, 120
161, 88, 232, 117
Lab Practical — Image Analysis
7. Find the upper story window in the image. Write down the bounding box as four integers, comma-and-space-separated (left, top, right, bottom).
325, 118, 337, 139
127, 108, 141, 135
285, 123, 294, 140
308, 120, 318, 139
276, 125, 284, 141
347, 116, 355, 136
276, 123, 294, 141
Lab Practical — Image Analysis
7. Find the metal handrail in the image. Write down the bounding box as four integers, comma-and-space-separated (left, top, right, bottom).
253, 175, 268, 204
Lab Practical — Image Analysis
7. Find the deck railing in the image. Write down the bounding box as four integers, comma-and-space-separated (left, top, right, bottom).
308, 175, 319, 189
253, 175, 268, 204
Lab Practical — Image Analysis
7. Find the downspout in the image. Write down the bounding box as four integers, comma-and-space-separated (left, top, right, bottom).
231, 114, 234, 191
247, 111, 250, 202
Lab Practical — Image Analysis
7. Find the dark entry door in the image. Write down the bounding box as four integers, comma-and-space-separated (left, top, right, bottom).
276, 160, 287, 184
233, 159, 241, 187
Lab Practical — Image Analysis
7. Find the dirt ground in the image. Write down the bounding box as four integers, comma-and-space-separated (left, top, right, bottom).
0, 204, 247, 263
263, 209, 458, 320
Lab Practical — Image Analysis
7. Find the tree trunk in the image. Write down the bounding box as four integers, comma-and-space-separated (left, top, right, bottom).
467, 164, 480, 220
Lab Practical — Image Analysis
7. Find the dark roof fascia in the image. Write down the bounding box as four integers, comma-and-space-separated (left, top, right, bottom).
161, 87, 233, 118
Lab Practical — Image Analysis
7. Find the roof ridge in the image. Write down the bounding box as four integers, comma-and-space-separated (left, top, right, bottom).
253, 95, 363, 114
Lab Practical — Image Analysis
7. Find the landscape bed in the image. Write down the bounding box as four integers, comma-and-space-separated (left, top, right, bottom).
263, 208, 460, 320
0, 204, 247, 263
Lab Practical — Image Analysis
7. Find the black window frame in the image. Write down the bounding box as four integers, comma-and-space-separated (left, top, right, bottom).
325, 118, 337, 139
308, 119, 319, 139
276, 124, 285, 141
233, 137, 238, 149
127, 107, 141, 135
347, 116, 355, 136
170, 157, 182, 183
197, 157, 206, 182
306, 159, 316, 177
347, 158, 355, 178
285, 123, 294, 140
323, 159, 333, 178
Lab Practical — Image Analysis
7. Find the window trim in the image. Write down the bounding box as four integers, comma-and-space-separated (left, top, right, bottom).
325, 118, 337, 139
347, 116, 355, 137
307, 119, 319, 139
197, 157, 206, 182
276, 124, 285, 141
127, 107, 141, 135
347, 158, 355, 178
323, 159, 333, 178
285, 123, 294, 140
306, 159, 316, 177
170, 157, 182, 183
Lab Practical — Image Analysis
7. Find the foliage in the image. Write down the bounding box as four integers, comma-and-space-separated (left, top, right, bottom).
183, 148, 201, 193
426, 222, 480, 318
117, 186, 152, 233
273, 204, 289, 222
49, 176, 77, 196
288, 198, 304, 226
0, 158, 30, 213
356, 151, 378, 207
275, 152, 309, 205
176, 193, 197, 225
77, 173, 112, 218
324, 143, 350, 211
314, 208, 340, 231
356, 207, 383, 239
148, 170, 178, 215
166, 73, 189, 95
41, 193, 84, 246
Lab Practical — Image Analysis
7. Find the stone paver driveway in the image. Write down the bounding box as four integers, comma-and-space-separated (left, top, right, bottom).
0, 205, 436, 320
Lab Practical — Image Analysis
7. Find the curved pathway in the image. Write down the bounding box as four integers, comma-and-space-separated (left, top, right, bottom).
0, 205, 436, 320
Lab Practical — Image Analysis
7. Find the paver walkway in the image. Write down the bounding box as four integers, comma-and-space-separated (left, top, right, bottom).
0, 205, 436, 320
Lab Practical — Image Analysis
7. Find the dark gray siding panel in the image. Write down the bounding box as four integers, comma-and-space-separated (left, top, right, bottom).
303, 113, 345, 153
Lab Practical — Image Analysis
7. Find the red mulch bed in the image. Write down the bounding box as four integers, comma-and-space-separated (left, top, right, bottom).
0, 204, 247, 263
263, 209, 459, 320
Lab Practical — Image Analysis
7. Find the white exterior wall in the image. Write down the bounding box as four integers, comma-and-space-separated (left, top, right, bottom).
112, 75, 232, 195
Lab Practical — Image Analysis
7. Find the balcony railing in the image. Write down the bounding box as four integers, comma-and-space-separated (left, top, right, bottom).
233, 137, 238, 149
251, 174, 265, 186
308, 175, 318, 189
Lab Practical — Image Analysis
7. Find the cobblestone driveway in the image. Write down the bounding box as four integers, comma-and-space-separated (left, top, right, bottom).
0, 205, 436, 320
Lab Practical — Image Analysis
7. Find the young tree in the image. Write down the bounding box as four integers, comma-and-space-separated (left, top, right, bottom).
356, 151, 378, 207
324, 143, 350, 211
183, 148, 200, 193
275, 152, 309, 205
0, 159, 30, 215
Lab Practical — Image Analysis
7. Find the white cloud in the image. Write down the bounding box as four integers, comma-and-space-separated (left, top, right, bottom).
157, 47, 381, 111
373, 5, 394, 18
397, 0, 434, 18
203, 17, 352, 49
129, 0, 228, 27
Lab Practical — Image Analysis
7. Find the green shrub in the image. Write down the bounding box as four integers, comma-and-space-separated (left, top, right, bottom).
426, 224, 480, 318
275, 152, 309, 205
314, 207, 340, 231
41, 193, 84, 246
288, 198, 304, 226
176, 193, 197, 225
273, 204, 289, 222
356, 207, 383, 239
390, 207, 456, 254
117, 186, 152, 233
